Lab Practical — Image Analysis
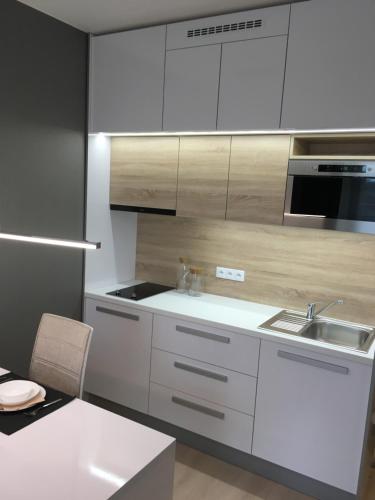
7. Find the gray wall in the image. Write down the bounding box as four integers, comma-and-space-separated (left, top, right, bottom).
0, 0, 88, 374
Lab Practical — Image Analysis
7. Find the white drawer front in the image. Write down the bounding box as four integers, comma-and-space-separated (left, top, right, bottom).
149, 383, 253, 453
153, 315, 259, 376
151, 349, 256, 415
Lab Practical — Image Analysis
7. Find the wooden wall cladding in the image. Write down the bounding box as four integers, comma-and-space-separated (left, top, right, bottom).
136, 214, 375, 325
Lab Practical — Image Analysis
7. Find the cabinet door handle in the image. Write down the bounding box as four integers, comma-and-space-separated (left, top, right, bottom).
277, 350, 349, 375
174, 361, 228, 382
171, 396, 225, 420
176, 325, 230, 344
96, 306, 139, 322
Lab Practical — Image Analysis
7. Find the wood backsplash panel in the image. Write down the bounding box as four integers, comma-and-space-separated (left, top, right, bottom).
136, 214, 375, 324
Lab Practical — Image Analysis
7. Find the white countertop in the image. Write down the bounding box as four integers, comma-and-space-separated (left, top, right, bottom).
0, 368, 174, 500
85, 281, 375, 365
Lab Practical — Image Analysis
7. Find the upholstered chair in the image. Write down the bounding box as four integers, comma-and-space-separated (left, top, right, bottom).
29, 313, 93, 397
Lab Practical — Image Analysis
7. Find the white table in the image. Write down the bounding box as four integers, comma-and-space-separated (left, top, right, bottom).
0, 368, 175, 500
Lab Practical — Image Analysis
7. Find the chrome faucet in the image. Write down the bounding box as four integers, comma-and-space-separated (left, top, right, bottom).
306, 299, 344, 320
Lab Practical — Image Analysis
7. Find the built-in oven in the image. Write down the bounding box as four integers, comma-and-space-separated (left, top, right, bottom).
283, 159, 375, 234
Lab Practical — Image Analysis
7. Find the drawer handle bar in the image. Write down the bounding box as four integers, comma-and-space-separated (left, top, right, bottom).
176, 325, 230, 344
96, 306, 139, 322
171, 396, 225, 420
277, 350, 349, 375
174, 361, 228, 382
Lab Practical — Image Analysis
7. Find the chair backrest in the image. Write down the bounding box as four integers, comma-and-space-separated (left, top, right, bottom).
29, 313, 93, 398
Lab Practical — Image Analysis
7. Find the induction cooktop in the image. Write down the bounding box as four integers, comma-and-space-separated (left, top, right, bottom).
106, 282, 174, 301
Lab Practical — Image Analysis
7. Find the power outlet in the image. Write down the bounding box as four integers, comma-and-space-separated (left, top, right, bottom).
216, 266, 246, 282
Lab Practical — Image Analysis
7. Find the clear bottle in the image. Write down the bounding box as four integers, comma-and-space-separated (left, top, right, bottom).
176, 257, 190, 293
188, 267, 204, 297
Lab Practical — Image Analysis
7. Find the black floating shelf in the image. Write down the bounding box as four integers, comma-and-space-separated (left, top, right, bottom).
110, 204, 176, 216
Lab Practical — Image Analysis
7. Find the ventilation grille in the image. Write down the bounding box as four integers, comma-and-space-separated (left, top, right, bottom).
187, 19, 263, 39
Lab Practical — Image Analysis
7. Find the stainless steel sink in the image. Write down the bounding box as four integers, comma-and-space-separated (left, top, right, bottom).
259, 310, 375, 353
300, 319, 375, 353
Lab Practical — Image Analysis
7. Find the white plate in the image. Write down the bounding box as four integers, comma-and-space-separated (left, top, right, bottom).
0, 386, 46, 413
0, 380, 41, 405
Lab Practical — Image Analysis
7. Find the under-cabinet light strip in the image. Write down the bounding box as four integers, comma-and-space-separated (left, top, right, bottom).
0, 232, 101, 250
90, 128, 375, 137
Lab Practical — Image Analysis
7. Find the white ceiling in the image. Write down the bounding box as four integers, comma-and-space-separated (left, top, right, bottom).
18, 0, 295, 34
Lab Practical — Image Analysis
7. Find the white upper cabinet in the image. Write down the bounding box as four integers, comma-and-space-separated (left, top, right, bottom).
217, 36, 287, 130
163, 45, 221, 132
90, 26, 166, 133
163, 5, 290, 131
281, 0, 375, 129
89, 1, 375, 134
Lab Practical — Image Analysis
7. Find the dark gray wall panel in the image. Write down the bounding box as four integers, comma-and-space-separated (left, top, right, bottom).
0, 0, 88, 374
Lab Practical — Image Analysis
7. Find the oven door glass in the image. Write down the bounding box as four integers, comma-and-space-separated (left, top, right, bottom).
290, 176, 375, 222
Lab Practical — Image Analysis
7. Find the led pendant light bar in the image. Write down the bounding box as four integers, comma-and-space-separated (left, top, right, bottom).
0, 232, 100, 250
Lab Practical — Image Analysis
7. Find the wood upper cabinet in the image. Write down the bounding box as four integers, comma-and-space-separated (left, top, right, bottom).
90, 26, 166, 133
177, 137, 231, 219
281, 0, 375, 129
163, 45, 221, 132
226, 135, 290, 225
110, 137, 179, 210
217, 36, 287, 130
110, 135, 290, 221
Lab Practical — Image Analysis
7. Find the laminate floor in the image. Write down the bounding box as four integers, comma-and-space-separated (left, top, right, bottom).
363, 464, 375, 500
173, 443, 312, 500
173, 443, 375, 500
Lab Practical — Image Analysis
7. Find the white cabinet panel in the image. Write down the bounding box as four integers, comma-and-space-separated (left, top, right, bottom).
151, 349, 257, 414
152, 314, 260, 376
281, 0, 375, 129
252, 340, 372, 493
84, 298, 153, 413
166, 5, 290, 50
163, 44, 221, 131
149, 382, 253, 453
217, 36, 287, 130
90, 26, 166, 133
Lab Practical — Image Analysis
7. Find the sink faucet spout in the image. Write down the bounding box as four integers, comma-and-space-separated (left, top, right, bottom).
306, 299, 344, 320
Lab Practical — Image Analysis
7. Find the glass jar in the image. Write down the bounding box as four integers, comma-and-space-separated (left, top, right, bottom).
176, 257, 190, 293
188, 267, 204, 297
